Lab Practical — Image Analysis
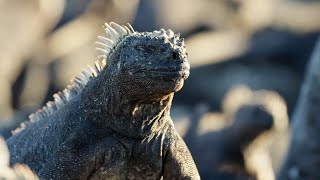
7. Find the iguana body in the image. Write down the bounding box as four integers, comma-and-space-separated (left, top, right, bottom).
6, 22, 199, 179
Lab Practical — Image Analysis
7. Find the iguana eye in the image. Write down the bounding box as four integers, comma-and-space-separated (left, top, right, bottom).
136, 45, 155, 54
136, 45, 145, 51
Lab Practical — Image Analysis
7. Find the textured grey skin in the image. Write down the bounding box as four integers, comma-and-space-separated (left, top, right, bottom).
6, 28, 200, 179
185, 104, 273, 179
277, 37, 320, 180
0, 137, 38, 179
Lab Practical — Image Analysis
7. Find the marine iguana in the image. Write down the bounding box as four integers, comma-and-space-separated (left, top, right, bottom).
6, 22, 200, 179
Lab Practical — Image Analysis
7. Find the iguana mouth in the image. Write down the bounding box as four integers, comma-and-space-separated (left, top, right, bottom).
149, 69, 189, 79
129, 62, 190, 80
130, 69, 189, 80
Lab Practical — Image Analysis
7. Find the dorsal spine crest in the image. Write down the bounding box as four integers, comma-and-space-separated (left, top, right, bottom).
13, 22, 134, 134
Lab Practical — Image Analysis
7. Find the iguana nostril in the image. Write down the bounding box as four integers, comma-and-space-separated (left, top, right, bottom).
172, 52, 178, 59
159, 44, 167, 53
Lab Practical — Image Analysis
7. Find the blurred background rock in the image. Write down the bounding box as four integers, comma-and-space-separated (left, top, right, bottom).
0, 0, 319, 179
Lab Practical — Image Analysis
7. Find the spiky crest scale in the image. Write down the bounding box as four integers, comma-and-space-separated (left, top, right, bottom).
12, 22, 184, 135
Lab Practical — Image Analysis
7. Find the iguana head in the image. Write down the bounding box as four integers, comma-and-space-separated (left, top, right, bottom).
96, 22, 189, 101
16, 22, 188, 136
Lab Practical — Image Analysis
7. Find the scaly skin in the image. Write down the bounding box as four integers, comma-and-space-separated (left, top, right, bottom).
6, 23, 200, 179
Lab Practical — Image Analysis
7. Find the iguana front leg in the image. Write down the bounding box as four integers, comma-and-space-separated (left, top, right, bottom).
37, 133, 113, 180
163, 132, 200, 180
38, 143, 105, 180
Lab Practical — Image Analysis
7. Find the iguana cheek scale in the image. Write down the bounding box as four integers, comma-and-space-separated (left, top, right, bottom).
6, 22, 200, 179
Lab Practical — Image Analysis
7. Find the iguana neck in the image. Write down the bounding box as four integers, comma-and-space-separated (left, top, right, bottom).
111, 94, 173, 139
81, 69, 173, 139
